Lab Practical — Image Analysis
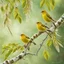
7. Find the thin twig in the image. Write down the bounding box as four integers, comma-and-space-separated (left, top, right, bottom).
26, 35, 48, 56
35, 35, 48, 55
7, 25, 13, 36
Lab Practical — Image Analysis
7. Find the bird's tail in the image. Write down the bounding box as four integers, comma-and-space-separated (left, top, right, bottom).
32, 42, 36, 45
52, 20, 56, 28
52, 18, 56, 22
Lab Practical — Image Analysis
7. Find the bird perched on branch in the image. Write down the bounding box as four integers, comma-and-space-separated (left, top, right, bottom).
41, 10, 56, 27
20, 34, 36, 45
36, 22, 49, 32
20, 34, 36, 50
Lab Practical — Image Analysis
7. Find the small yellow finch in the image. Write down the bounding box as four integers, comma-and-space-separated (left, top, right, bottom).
20, 34, 36, 45
36, 22, 49, 32
41, 10, 56, 26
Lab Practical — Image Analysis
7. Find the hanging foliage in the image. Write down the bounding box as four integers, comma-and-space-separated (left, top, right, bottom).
2, 43, 24, 60
40, 0, 55, 10
21, 0, 31, 14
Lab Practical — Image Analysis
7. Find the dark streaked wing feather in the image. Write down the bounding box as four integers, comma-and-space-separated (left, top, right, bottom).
26, 36, 30, 39
46, 13, 54, 21
41, 24, 49, 29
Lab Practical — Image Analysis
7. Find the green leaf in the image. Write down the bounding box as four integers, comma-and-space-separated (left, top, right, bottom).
53, 41, 60, 52
1, 5, 5, 12
17, 15, 22, 23
15, 13, 18, 19
13, 46, 24, 52
47, 39, 52, 47
43, 50, 49, 60
52, 34, 63, 53
50, 0, 55, 9
52, 34, 60, 52
14, 7, 19, 19
40, 0, 45, 8
2, 45, 10, 50
53, 40, 63, 53
5, 4, 8, 10
2, 44, 11, 54
57, 40, 63, 48
13, 47, 18, 52
5, 48, 12, 60
46, 1, 51, 11
22, 0, 26, 8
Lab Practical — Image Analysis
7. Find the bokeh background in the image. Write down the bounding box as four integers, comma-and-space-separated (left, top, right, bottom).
0, 0, 64, 64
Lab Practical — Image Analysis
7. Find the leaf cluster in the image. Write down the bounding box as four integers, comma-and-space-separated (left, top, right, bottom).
2, 43, 24, 60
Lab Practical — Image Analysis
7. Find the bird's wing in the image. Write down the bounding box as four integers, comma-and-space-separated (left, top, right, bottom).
26, 36, 30, 39
41, 24, 49, 29
47, 13, 56, 22
46, 13, 54, 21
32, 41, 36, 45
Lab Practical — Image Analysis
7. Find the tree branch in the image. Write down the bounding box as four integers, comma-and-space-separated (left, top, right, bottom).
2, 14, 64, 64
26, 35, 48, 56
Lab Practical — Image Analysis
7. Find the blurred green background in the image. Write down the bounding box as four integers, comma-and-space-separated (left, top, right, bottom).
0, 0, 64, 64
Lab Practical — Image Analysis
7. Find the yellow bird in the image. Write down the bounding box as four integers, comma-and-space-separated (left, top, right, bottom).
41, 10, 56, 26
36, 22, 49, 32
20, 34, 36, 45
